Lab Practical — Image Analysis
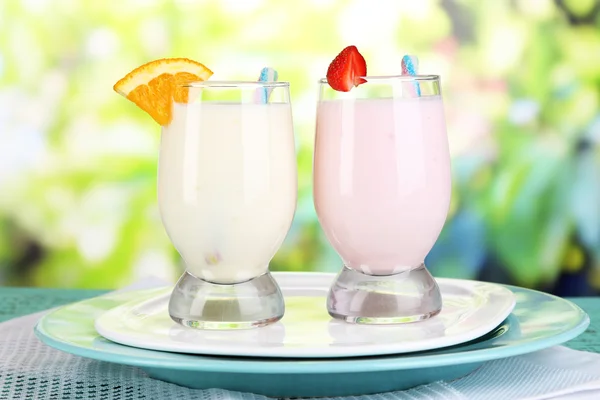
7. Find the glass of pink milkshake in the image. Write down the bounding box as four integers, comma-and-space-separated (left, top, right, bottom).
314, 75, 451, 324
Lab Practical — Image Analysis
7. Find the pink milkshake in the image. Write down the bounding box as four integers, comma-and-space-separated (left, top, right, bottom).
314, 74, 451, 324
314, 96, 451, 275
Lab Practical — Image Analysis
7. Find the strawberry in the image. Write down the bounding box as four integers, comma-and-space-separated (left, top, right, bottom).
326, 45, 367, 92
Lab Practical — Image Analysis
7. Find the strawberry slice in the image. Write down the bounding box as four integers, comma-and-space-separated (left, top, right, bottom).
326, 45, 367, 92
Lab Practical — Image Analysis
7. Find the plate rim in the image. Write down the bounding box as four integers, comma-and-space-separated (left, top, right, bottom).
34, 273, 590, 374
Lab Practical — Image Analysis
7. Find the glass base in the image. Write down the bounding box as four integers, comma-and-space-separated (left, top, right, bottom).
327, 264, 442, 324
168, 270, 284, 330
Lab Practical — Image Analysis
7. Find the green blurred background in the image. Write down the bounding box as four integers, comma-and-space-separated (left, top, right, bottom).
0, 0, 599, 295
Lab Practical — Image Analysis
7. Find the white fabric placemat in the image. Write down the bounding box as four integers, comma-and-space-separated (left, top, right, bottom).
1, 280, 598, 400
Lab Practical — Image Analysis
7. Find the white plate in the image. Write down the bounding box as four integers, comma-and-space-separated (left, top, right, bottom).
95, 273, 516, 358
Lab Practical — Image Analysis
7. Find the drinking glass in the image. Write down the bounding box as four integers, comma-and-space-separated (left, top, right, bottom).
159, 81, 297, 329
313, 75, 451, 324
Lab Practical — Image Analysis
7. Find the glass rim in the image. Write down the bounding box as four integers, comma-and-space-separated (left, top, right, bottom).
318, 75, 440, 84
181, 81, 290, 88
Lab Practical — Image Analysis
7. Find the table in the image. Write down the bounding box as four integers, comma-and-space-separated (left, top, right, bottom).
0, 287, 598, 352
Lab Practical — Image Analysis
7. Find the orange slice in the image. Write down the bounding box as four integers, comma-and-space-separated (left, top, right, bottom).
113, 58, 213, 126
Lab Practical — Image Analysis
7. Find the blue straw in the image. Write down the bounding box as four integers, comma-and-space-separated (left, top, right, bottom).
256, 67, 278, 103
401, 55, 421, 96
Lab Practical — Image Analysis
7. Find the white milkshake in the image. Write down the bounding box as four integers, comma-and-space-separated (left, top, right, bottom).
159, 101, 297, 284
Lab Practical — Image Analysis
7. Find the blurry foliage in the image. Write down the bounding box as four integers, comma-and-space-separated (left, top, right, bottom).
0, 0, 599, 294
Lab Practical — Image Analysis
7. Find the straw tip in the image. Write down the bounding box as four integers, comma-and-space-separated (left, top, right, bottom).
259, 67, 278, 82
401, 55, 419, 76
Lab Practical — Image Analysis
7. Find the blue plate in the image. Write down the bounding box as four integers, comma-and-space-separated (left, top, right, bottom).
34, 274, 589, 398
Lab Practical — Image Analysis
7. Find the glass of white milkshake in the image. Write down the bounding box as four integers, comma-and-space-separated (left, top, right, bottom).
160, 81, 297, 329
314, 75, 451, 324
